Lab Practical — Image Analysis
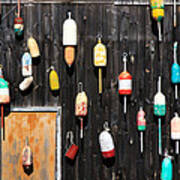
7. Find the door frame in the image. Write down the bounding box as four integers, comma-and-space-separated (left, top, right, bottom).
1, 106, 62, 180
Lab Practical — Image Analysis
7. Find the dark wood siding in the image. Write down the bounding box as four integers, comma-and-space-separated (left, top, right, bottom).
0, 2, 179, 180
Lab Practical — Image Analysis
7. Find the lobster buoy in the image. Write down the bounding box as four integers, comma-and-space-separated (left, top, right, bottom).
49, 66, 60, 91
99, 122, 115, 158
150, 0, 164, 41
171, 113, 180, 154
63, 12, 77, 67
14, 17, 24, 37
93, 37, 107, 94
118, 53, 132, 114
22, 52, 32, 77
172, 63, 180, 84
19, 76, 33, 91
27, 37, 40, 58
154, 76, 166, 155
161, 154, 173, 180
137, 107, 146, 153
75, 82, 88, 139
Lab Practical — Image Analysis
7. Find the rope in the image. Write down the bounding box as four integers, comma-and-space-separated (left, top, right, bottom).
18, 0, 21, 17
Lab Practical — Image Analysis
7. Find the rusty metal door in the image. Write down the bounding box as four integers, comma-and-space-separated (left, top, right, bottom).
1, 112, 57, 180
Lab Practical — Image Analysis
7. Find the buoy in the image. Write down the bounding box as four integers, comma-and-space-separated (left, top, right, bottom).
0, 65, 10, 140
48, 66, 60, 91
99, 121, 115, 159
137, 106, 146, 153
161, 152, 173, 180
171, 113, 180, 154
65, 131, 79, 160
118, 53, 132, 114
22, 52, 32, 77
63, 12, 77, 67
150, 0, 164, 41
93, 36, 107, 94
14, 0, 24, 37
19, 76, 33, 91
27, 37, 40, 58
75, 82, 88, 139
22, 139, 33, 169
171, 42, 180, 100
154, 76, 166, 155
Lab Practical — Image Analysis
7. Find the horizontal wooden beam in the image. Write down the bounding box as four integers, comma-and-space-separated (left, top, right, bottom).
0, 0, 179, 6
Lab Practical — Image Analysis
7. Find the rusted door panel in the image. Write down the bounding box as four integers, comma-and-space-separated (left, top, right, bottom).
2, 112, 56, 180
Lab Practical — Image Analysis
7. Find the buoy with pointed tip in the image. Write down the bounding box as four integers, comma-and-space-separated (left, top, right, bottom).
161, 152, 173, 180
63, 12, 77, 67
0, 65, 10, 141
171, 113, 180, 154
171, 42, 180, 100
22, 52, 32, 77
27, 37, 40, 58
99, 121, 115, 158
118, 53, 132, 114
154, 76, 166, 155
48, 66, 60, 91
137, 106, 146, 153
75, 82, 88, 139
93, 36, 107, 94
150, 0, 164, 41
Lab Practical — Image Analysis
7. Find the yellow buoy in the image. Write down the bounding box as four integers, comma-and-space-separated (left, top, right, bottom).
49, 67, 60, 91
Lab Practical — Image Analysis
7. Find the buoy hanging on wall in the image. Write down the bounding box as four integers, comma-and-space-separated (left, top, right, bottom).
154, 76, 166, 155
22, 138, 33, 175
161, 152, 173, 180
65, 131, 79, 160
14, 0, 24, 38
137, 106, 146, 153
63, 12, 77, 67
19, 76, 33, 91
22, 52, 32, 77
118, 53, 132, 114
27, 37, 40, 58
99, 121, 115, 159
171, 42, 180, 100
171, 113, 180, 154
150, 0, 164, 41
75, 82, 88, 139
93, 36, 107, 94
48, 66, 60, 91
0, 65, 10, 140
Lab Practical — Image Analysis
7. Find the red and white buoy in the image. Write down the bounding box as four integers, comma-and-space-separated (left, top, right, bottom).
118, 53, 132, 114
99, 121, 115, 158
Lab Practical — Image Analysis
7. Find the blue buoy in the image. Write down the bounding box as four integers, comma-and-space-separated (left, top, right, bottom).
171, 62, 180, 84
161, 156, 173, 180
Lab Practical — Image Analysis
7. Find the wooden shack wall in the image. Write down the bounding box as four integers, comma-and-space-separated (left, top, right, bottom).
0, 2, 180, 180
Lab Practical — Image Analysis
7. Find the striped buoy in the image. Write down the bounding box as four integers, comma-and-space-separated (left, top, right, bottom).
150, 0, 164, 41
63, 12, 77, 67
137, 107, 146, 153
154, 76, 166, 155
118, 53, 132, 114
99, 122, 115, 158
171, 113, 180, 154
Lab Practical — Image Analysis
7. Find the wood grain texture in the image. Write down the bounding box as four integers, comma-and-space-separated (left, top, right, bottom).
1, 112, 56, 180
0, 3, 179, 180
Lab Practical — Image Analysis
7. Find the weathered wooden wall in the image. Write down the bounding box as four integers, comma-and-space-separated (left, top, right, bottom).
0, 1, 180, 180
